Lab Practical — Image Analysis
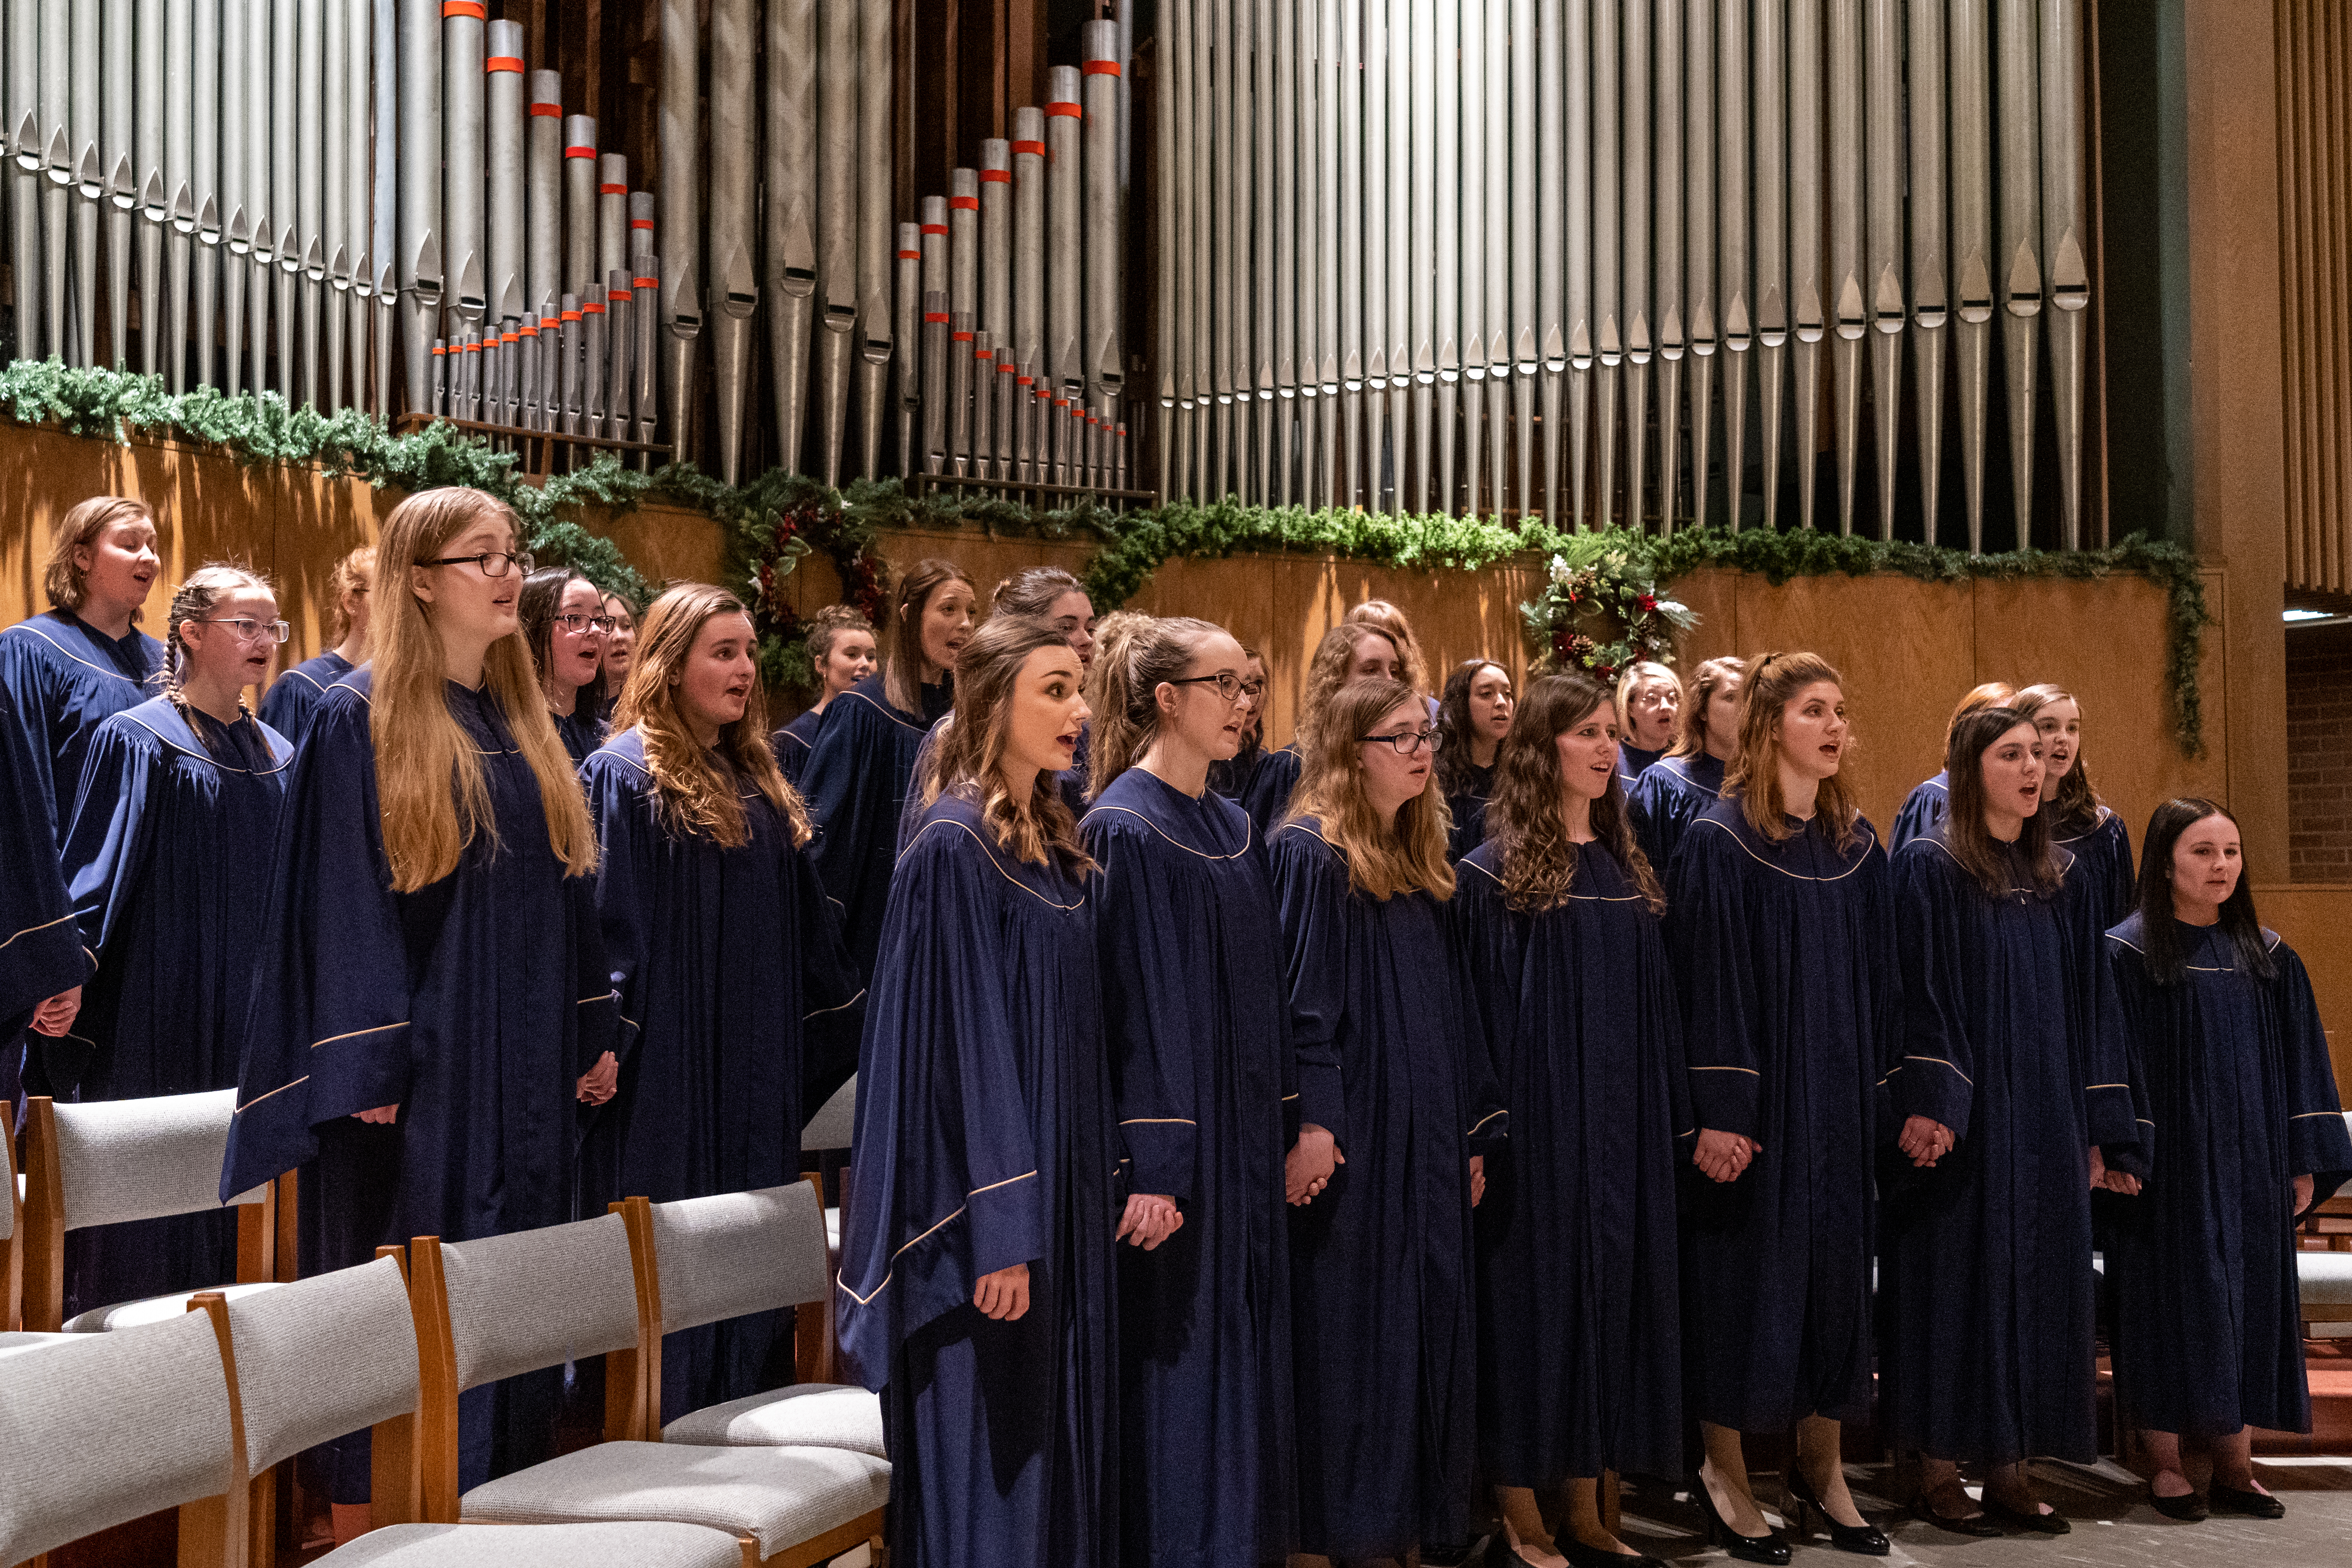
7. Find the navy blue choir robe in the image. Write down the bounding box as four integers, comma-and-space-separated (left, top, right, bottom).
1079, 768, 1295, 1568
223, 671, 622, 1488
553, 698, 607, 769
55, 699, 291, 1317
1878, 830, 2146, 1466
581, 729, 862, 1418
0, 681, 92, 1106
0, 609, 165, 842
803, 672, 952, 981
1444, 762, 1495, 863
1666, 799, 1894, 1433
2054, 805, 2135, 935
1621, 742, 1665, 780
2101, 914, 2352, 1438
1889, 770, 1949, 850
1627, 751, 1724, 882
1270, 817, 1504, 1560
1453, 840, 1687, 1486
771, 703, 828, 790
1213, 741, 1300, 847
837, 792, 1119, 1568
258, 650, 356, 741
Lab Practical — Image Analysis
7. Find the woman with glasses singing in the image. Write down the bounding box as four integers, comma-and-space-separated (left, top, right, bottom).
1271, 678, 1504, 1568
1452, 673, 1683, 1568
224, 491, 620, 1535
52, 564, 294, 1319
1078, 615, 1297, 1568
519, 567, 614, 767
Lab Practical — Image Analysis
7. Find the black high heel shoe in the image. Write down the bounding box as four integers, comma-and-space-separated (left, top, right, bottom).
1786, 1468, 1891, 1556
2148, 1483, 2208, 1522
1695, 1481, 1792, 1566
1559, 1537, 1665, 1568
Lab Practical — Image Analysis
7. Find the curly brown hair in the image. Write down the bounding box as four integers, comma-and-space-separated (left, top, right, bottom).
1485, 673, 1664, 914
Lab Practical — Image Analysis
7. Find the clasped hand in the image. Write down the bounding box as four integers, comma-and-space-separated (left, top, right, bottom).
1693, 1127, 1761, 1183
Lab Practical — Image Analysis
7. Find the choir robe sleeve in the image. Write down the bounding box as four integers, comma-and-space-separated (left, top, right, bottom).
1086, 821, 1208, 1202
582, 754, 656, 1074
2275, 942, 2352, 1200
0, 631, 65, 842
0, 684, 87, 1030
1666, 822, 1766, 1142
793, 846, 864, 1020
1269, 824, 1350, 1148
221, 694, 419, 1199
1444, 863, 1517, 1159
2058, 857, 2149, 1165
1888, 845, 1983, 1139
49, 720, 163, 1091
836, 826, 1049, 1389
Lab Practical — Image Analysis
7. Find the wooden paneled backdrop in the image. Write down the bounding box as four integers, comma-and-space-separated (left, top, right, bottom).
3, 427, 2341, 1088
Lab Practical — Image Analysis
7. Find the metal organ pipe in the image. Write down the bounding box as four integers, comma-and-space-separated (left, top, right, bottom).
764, 0, 815, 479
854, 0, 893, 483
810, 0, 857, 486
706, 0, 754, 483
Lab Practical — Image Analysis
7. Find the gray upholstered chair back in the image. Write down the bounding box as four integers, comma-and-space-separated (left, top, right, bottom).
801, 1076, 857, 1153
226, 1257, 421, 1474
0, 1311, 234, 1563
440, 1211, 641, 1392
53, 1088, 269, 1230
650, 1184, 828, 1334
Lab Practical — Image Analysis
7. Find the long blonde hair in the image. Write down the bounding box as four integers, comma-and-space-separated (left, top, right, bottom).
615, 585, 811, 850
920, 615, 1094, 876
1287, 676, 1455, 901
370, 489, 597, 892
1720, 650, 1865, 851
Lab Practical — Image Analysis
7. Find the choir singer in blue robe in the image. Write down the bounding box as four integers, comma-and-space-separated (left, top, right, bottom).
1888, 681, 2013, 850
259, 546, 373, 741
1434, 658, 1514, 862
769, 604, 876, 788
2102, 798, 2352, 1522
1079, 615, 1295, 1568
0, 681, 89, 1111
1627, 655, 1743, 879
2013, 683, 2136, 932
1454, 673, 1684, 1568
1667, 651, 1894, 1562
57, 566, 292, 1318
222, 489, 621, 1537
1273, 677, 1504, 1567
581, 584, 862, 1416
837, 613, 1130, 1568
1880, 706, 2148, 1535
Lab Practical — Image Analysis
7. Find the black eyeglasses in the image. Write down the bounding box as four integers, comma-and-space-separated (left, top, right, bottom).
554, 613, 618, 635
1168, 672, 1266, 704
1358, 727, 1443, 756
418, 550, 535, 578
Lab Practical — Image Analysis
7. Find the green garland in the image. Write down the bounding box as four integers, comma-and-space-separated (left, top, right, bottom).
0, 363, 2211, 750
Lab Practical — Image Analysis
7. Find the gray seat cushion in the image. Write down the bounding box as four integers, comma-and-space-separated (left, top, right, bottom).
460, 1440, 889, 1557
2301, 1250, 2352, 1305
661, 1384, 885, 1457
0, 1331, 77, 1359
317, 1521, 746, 1568
62, 1281, 282, 1334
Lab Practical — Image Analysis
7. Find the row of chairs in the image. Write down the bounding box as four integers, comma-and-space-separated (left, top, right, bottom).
2, 1176, 887, 1568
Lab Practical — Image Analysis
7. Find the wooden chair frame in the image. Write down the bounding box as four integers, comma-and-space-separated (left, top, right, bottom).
16, 1095, 285, 1333
6, 1118, 23, 1333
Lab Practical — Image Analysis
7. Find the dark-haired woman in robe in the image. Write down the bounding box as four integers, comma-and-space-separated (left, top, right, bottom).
838, 615, 1127, 1568
1079, 616, 1294, 1568
2012, 684, 2135, 931
0, 497, 165, 845
1888, 682, 2015, 850
1613, 662, 1682, 783
260, 546, 372, 741
2103, 798, 2352, 1522
56, 567, 293, 1320
1272, 677, 1502, 1566
1627, 656, 1743, 879
0, 681, 90, 1112
1668, 651, 1892, 1560
770, 605, 876, 788
1880, 708, 2146, 1534
1435, 659, 1514, 861
581, 585, 860, 1417
223, 490, 620, 1537
1453, 674, 1682, 1568
519, 567, 612, 767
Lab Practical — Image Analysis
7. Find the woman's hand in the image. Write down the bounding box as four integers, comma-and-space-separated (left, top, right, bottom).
1286, 1124, 1342, 1205
29, 986, 80, 1036
1693, 1128, 1762, 1184
1469, 1154, 1486, 1208
575, 1050, 619, 1105
1899, 1115, 1955, 1169
1116, 1193, 1184, 1250
974, 1262, 1030, 1321
2089, 1144, 2142, 1196
2295, 1172, 2316, 1217
354, 1104, 400, 1125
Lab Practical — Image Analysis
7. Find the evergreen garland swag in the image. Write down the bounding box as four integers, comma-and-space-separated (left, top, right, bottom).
0, 363, 2209, 753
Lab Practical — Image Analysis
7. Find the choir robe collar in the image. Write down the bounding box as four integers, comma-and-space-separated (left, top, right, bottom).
111, 696, 294, 777
1619, 742, 1666, 781
1080, 763, 1254, 859
1687, 793, 1882, 878
1643, 750, 1725, 799
32, 609, 163, 685
905, 789, 1089, 907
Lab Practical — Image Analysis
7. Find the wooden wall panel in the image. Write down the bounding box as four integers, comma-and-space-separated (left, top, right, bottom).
2257, 886, 2352, 1095
2276, 0, 2352, 595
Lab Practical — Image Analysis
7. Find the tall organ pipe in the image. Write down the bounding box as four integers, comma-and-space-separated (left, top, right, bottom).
765, 0, 815, 478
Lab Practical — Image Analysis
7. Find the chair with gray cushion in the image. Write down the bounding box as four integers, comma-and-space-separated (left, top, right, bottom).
635, 1181, 882, 1456
411, 1208, 890, 1568
6, 1109, 20, 1330
800, 1078, 855, 1306
204, 1254, 743, 1568
18, 1090, 285, 1332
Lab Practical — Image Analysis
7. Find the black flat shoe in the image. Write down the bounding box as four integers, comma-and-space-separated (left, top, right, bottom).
1696, 1484, 1792, 1565
1980, 1492, 2071, 1535
1912, 1494, 2003, 1538
2208, 1481, 2286, 1520
1786, 1469, 1891, 1556
2148, 1486, 2208, 1522
1560, 1537, 1666, 1568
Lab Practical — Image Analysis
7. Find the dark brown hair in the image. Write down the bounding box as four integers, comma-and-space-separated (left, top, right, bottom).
1486, 673, 1664, 914
1941, 707, 2061, 898
2133, 797, 2274, 984
1435, 657, 1512, 798
884, 557, 975, 712
1720, 651, 1864, 851
2011, 682, 2106, 831
1666, 655, 1746, 761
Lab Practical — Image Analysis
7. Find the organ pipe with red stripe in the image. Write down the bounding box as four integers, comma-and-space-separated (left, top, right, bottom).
562, 114, 596, 314
1013, 107, 1046, 482
442, 0, 485, 334
526, 72, 562, 326
1045, 66, 1083, 485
